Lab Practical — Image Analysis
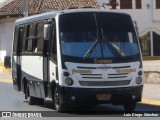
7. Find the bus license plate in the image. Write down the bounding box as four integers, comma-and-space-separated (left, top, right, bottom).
96, 94, 111, 101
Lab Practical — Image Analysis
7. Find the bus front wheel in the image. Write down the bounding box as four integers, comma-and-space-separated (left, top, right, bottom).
53, 87, 66, 112
123, 102, 137, 111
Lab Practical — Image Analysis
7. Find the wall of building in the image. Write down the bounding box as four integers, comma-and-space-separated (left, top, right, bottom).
0, 18, 16, 61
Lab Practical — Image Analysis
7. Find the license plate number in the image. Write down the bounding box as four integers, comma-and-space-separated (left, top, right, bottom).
96, 94, 111, 100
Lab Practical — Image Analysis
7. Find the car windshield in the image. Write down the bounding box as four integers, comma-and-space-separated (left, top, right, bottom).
59, 12, 140, 62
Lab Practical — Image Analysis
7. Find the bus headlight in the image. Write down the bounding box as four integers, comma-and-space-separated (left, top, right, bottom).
65, 77, 73, 86
136, 77, 142, 84
63, 72, 69, 77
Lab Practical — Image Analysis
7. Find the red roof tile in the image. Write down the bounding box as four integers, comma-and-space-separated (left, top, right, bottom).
0, 0, 99, 18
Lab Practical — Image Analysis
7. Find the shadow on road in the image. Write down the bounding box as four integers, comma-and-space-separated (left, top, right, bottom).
21, 99, 160, 116
23, 100, 124, 117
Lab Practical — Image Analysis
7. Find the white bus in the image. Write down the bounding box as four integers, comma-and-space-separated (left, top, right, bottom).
12, 8, 143, 112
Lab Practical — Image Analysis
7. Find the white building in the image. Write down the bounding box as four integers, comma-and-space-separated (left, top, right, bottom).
0, 17, 17, 62
97, 0, 160, 57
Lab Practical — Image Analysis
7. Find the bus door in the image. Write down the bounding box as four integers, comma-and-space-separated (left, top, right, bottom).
43, 22, 53, 97
13, 26, 24, 91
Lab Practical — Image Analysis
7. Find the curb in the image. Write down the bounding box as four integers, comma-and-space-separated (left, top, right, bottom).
141, 99, 160, 106
0, 79, 12, 83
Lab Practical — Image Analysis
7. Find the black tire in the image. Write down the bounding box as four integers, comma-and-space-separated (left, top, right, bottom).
123, 102, 137, 111
53, 87, 66, 112
36, 98, 44, 105
26, 84, 36, 105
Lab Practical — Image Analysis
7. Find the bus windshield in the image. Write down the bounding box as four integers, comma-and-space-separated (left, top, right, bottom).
59, 12, 141, 63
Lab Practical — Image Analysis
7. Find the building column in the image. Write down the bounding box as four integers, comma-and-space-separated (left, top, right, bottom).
153, 0, 156, 9
150, 31, 154, 56
132, 0, 136, 9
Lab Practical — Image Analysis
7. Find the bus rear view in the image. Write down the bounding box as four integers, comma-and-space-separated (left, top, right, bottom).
58, 11, 143, 111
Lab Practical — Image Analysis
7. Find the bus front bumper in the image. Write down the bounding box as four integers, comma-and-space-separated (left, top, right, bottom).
57, 85, 143, 105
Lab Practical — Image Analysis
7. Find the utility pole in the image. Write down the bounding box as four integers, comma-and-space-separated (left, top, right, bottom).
23, 0, 28, 17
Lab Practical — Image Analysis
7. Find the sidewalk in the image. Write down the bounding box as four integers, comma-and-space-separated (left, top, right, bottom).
0, 73, 12, 83
142, 83, 160, 101
143, 60, 160, 72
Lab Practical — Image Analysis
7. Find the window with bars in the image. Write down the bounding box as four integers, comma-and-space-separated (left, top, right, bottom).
120, 0, 132, 9
136, 0, 141, 9
156, 0, 160, 9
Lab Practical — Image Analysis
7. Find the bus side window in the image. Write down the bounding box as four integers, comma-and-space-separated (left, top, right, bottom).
18, 27, 24, 54
13, 26, 24, 55
25, 23, 35, 52
13, 26, 18, 54
34, 22, 44, 53
51, 22, 57, 62
52, 24, 56, 54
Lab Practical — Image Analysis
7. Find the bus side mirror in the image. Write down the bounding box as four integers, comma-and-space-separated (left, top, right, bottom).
44, 24, 51, 41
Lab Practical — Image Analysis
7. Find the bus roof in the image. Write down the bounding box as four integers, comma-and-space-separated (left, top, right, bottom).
15, 8, 131, 25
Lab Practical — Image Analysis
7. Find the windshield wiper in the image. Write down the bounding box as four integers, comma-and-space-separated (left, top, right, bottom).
83, 39, 99, 59
83, 13, 99, 59
101, 28, 123, 57
103, 39, 123, 57
83, 15, 124, 59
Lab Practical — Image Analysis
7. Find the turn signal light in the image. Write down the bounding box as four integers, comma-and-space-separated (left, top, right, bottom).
136, 77, 142, 84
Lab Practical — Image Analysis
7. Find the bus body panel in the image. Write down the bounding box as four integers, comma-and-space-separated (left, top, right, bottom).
49, 60, 58, 82
57, 85, 143, 105
12, 56, 21, 91
21, 55, 46, 98
63, 61, 143, 88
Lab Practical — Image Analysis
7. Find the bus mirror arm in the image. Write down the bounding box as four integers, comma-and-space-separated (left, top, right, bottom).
44, 24, 51, 41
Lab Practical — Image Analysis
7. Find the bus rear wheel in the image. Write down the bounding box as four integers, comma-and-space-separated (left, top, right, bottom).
123, 102, 137, 111
26, 84, 36, 105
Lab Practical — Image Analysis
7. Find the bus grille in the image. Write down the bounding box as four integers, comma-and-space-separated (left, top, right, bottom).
79, 80, 130, 86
